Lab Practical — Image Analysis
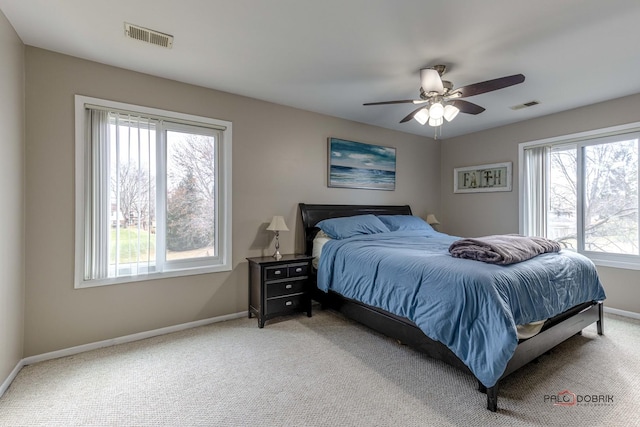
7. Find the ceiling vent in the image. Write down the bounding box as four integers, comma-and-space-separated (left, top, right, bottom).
124, 23, 173, 49
510, 100, 540, 110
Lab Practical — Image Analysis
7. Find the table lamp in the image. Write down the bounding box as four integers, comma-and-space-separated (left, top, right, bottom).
426, 214, 441, 228
266, 216, 289, 260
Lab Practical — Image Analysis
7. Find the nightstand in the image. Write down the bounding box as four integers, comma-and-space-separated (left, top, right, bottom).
247, 254, 314, 328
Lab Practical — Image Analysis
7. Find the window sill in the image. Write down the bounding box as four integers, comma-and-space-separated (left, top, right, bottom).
75, 263, 232, 289
588, 256, 640, 271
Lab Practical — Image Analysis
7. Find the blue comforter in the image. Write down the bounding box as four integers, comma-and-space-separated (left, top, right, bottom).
317, 230, 606, 387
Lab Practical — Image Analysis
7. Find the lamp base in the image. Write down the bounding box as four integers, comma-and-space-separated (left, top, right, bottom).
272, 231, 282, 260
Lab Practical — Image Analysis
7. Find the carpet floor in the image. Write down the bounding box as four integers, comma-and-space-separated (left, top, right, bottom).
0, 310, 638, 426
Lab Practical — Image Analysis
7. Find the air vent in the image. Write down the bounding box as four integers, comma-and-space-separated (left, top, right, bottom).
124, 23, 173, 49
510, 100, 540, 110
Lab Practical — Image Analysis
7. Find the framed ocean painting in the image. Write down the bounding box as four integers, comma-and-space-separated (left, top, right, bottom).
327, 137, 396, 190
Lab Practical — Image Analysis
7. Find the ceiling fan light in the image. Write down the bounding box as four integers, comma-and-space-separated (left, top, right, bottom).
414, 108, 429, 125
420, 69, 444, 94
428, 117, 443, 127
428, 102, 444, 120
443, 104, 460, 122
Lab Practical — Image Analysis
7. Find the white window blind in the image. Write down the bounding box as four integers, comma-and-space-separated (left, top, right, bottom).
522, 145, 549, 237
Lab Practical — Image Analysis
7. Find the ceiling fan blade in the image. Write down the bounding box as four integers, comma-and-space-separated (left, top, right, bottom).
451, 100, 486, 115
363, 99, 419, 106
399, 105, 428, 123
454, 74, 525, 98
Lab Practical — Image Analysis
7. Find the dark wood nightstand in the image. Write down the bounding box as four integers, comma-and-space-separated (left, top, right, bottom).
247, 254, 314, 328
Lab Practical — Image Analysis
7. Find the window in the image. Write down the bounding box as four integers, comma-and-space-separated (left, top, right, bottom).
75, 95, 232, 287
520, 123, 640, 269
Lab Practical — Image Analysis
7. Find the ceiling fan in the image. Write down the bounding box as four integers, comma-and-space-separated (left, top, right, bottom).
364, 65, 525, 128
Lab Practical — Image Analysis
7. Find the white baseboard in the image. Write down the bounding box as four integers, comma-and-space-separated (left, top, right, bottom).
0, 359, 25, 398
1, 310, 247, 398
603, 306, 640, 320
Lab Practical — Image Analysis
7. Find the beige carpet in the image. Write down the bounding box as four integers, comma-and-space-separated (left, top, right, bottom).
0, 309, 638, 427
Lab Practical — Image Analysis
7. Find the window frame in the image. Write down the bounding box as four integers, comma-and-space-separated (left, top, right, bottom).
519, 121, 640, 270
74, 95, 232, 288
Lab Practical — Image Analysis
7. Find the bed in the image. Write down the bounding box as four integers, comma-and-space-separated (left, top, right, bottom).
299, 203, 605, 412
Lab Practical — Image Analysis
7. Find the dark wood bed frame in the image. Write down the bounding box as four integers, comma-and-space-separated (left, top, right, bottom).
299, 203, 604, 412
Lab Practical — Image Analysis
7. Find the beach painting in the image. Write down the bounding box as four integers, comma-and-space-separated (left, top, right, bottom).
328, 137, 396, 190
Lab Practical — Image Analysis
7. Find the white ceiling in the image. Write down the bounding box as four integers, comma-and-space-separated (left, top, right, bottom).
2, 0, 640, 139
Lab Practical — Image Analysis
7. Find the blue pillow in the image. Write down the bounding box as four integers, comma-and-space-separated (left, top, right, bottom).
316, 214, 390, 239
377, 215, 434, 232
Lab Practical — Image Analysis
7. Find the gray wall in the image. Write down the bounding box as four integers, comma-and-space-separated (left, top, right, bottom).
441, 93, 640, 314
24, 47, 440, 356
0, 10, 25, 383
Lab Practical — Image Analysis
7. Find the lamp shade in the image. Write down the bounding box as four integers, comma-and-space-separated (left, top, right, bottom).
443, 104, 460, 122
426, 214, 440, 225
428, 116, 443, 127
266, 216, 289, 232
428, 102, 444, 120
414, 108, 429, 125
420, 68, 444, 94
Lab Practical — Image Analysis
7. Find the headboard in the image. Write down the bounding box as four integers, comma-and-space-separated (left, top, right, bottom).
298, 203, 412, 256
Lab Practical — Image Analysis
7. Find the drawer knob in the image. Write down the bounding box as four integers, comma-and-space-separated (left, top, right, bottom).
295, 267, 302, 272
285, 284, 292, 289
285, 301, 293, 306
275, 270, 282, 275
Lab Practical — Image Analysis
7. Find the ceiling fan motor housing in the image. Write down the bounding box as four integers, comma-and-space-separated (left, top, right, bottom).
429, 64, 447, 76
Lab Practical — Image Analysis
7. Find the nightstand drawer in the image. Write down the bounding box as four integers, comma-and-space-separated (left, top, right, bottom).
288, 263, 309, 278
265, 266, 288, 281
266, 279, 306, 298
266, 294, 304, 315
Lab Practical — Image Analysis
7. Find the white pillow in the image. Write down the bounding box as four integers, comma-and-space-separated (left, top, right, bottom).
312, 230, 332, 269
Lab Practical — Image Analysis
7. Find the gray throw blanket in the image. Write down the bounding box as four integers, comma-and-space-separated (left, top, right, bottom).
448, 234, 561, 265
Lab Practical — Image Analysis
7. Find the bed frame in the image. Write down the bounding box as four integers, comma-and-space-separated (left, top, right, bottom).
299, 203, 604, 412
